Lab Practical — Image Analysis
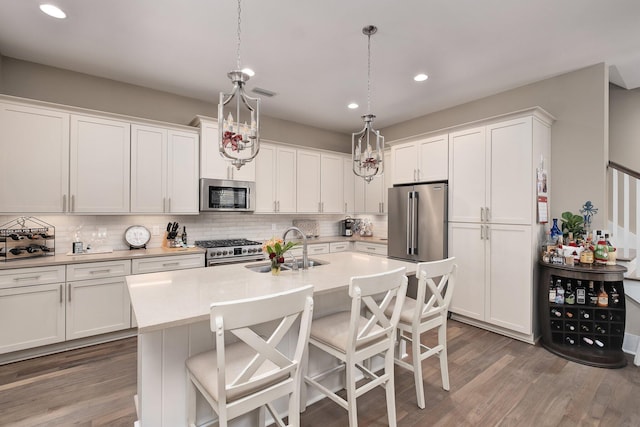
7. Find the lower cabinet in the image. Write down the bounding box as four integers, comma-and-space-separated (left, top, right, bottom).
354, 241, 388, 256
329, 241, 351, 253
449, 222, 535, 341
131, 253, 205, 274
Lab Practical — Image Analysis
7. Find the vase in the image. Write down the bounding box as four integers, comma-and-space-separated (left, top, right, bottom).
550, 218, 562, 243
271, 264, 281, 275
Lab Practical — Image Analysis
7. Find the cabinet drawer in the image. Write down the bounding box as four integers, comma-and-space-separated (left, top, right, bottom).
330, 242, 351, 253
0, 265, 65, 289
290, 243, 330, 257
66, 260, 131, 281
132, 254, 205, 274
354, 242, 388, 256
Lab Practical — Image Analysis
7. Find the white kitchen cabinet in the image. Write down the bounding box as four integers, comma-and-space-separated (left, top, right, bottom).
354, 151, 390, 214
0, 265, 66, 354
131, 254, 205, 275
448, 108, 553, 343
130, 125, 199, 214
193, 116, 255, 181
0, 103, 70, 213
69, 114, 131, 213
296, 150, 343, 213
343, 157, 355, 213
255, 143, 297, 213
354, 241, 388, 256
330, 241, 351, 253
65, 260, 132, 340
392, 134, 448, 184
449, 222, 533, 335
290, 243, 330, 258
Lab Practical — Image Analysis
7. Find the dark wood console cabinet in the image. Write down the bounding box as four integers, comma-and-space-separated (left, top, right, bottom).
538, 261, 627, 368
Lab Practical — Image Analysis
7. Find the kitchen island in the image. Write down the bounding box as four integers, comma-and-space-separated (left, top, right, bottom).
126, 252, 417, 427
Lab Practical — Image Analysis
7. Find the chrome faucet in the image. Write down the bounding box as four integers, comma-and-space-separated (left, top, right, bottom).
282, 226, 308, 270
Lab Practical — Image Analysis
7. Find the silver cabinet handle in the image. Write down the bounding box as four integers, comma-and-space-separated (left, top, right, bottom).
59, 284, 63, 304
71, 195, 75, 212
318, 202, 322, 213
162, 262, 179, 267
13, 276, 42, 281
68, 285, 71, 302
322, 202, 324, 212
90, 269, 111, 274
485, 225, 489, 240
344, 202, 348, 213
277, 201, 280, 212
168, 198, 171, 212
486, 207, 490, 221
480, 225, 484, 240
62, 194, 67, 212
480, 207, 485, 222
274, 201, 277, 212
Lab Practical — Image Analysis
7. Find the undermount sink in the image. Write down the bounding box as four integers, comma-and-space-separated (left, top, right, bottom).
244, 258, 328, 273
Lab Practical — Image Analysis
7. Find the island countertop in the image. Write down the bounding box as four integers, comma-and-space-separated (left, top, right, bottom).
126, 252, 417, 333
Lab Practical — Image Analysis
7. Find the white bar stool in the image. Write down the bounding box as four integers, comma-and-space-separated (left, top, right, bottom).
185, 285, 314, 427
302, 267, 408, 427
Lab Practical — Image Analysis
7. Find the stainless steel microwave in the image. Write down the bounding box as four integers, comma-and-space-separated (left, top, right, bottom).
199, 178, 256, 212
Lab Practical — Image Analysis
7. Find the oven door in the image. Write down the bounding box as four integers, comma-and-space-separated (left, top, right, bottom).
200, 178, 255, 212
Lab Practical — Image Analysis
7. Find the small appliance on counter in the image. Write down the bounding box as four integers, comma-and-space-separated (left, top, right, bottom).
339, 217, 356, 236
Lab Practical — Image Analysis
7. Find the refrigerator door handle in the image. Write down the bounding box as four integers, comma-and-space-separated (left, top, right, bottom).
406, 192, 412, 255
411, 191, 418, 254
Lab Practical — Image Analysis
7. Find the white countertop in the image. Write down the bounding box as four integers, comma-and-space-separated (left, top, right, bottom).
126, 252, 416, 333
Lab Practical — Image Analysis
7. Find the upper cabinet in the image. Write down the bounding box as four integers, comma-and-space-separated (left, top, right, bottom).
354, 150, 391, 214
0, 103, 70, 213
131, 124, 199, 214
296, 150, 343, 213
70, 115, 131, 213
255, 143, 297, 213
343, 156, 355, 214
193, 116, 255, 182
391, 134, 448, 185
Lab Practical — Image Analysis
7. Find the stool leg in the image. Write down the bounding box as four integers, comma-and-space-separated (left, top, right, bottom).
635, 339, 640, 367
412, 328, 425, 409
384, 346, 398, 427
187, 376, 197, 427
439, 321, 450, 391
346, 362, 359, 427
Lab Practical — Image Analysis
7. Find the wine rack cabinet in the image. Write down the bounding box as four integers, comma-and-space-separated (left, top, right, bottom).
539, 261, 627, 368
0, 217, 55, 261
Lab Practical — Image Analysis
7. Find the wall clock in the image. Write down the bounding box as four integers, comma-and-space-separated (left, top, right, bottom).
124, 225, 151, 249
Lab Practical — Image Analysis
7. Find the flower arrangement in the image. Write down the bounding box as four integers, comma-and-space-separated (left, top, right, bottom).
262, 237, 299, 274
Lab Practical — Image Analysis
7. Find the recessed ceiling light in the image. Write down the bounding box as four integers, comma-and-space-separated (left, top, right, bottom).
348, 103, 359, 109
414, 73, 429, 82
242, 68, 255, 77
39, 4, 66, 19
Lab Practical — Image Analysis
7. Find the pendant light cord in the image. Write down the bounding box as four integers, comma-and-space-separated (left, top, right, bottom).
236, 0, 242, 70
367, 31, 371, 114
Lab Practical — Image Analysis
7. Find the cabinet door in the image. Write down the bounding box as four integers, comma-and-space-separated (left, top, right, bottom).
448, 222, 486, 320
255, 143, 277, 212
296, 149, 321, 213
383, 150, 392, 214
392, 142, 418, 184
167, 130, 199, 213
343, 157, 355, 213
131, 124, 167, 213
0, 283, 65, 354
199, 118, 255, 181
417, 134, 448, 182
276, 146, 297, 213
364, 174, 384, 214
0, 103, 69, 213
70, 115, 130, 213
449, 126, 486, 223
487, 117, 533, 225
486, 224, 532, 334
320, 153, 344, 213
66, 277, 131, 340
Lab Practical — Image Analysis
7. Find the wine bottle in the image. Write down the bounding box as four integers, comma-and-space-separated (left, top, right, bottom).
594, 339, 605, 348
565, 336, 576, 345
576, 280, 586, 305
580, 324, 591, 333
566, 323, 576, 331
548, 278, 556, 303
565, 280, 575, 305
588, 281, 598, 306
579, 309, 590, 319
597, 282, 608, 307
608, 283, 620, 307
555, 279, 565, 304
583, 337, 594, 345
595, 324, 606, 334
550, 308, 562, 317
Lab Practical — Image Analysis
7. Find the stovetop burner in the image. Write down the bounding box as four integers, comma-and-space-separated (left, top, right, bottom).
195, 238, 261, 249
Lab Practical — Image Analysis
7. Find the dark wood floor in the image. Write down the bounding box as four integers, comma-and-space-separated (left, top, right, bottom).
0, 321, 638, 426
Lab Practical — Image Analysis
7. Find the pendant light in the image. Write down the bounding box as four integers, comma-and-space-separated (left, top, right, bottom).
218, 0, 260, 170
353, 25, 384, 183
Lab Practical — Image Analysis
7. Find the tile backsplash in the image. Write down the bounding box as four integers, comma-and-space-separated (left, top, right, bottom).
0, 213, 388, 253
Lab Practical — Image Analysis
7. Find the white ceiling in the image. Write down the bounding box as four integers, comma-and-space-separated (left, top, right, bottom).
1, 0, 640, 133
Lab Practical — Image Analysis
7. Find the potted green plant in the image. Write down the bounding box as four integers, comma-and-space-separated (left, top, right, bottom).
560, 211, 584, 239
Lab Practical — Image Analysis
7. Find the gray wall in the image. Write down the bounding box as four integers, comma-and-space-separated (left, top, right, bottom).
382, 64, 610, 229
610, 84, 640, 173
0, 57, 349, 152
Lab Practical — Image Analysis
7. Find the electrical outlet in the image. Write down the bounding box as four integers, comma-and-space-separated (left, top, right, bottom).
152, 225, 160, 236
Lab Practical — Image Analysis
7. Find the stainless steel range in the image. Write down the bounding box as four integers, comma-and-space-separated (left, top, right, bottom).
195, 238, 265, 266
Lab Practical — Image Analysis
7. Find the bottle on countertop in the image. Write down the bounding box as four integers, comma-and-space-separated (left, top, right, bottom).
182, 226, 188, 245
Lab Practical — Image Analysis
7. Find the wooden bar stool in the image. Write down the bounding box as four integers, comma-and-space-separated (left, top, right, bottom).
186, 285, 314, 427
385, 257, 457, 409
303, 267, 408, 427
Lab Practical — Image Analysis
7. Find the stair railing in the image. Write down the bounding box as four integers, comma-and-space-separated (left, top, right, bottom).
608, 161, 639, 259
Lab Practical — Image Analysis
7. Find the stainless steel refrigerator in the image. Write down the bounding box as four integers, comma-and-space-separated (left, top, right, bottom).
387, 182, 447, 262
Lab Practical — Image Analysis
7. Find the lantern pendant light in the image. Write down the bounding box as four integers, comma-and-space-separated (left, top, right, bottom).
218, 0, 260, 170
353, 25, 384, 183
